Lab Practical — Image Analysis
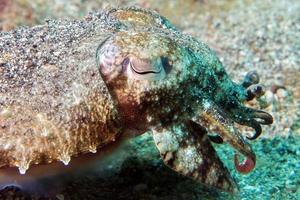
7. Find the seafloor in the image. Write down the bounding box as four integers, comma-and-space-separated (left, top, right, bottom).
0, 0, 299, 199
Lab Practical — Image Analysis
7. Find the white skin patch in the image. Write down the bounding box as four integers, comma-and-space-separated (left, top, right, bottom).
41, 128, 49, 137
88, 146, 97, 153
3, 143, 11, 150
202, 100, 211, 111
59, 154, 71, 166
176, 145, 202, 174
152, 129, 179, 154
18, 160, 30, 175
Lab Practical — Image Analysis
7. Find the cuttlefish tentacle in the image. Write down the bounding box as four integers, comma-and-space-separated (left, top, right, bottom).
245, 84, 265, 101
216, 71, 273, 140
235, 71, 273, 139
241, 71, 260, 89
193, 100, 256, 173
252, 110, 274, 125
239, 71, 266, 102
227, 105, 273, 140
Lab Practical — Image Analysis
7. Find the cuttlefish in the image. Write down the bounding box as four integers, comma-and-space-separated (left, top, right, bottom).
0, 7, 272, 192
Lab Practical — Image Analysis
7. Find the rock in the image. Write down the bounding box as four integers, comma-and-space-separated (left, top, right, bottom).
276, 88, 288, 99
264, 90, 275, 104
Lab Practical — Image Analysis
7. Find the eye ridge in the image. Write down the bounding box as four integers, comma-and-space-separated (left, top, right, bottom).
131, 66, 162, 74
129, 59, 162, 74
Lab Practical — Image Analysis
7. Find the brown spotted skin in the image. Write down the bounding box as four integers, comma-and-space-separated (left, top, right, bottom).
0, 7, 272, 192
153, 121, 238, 192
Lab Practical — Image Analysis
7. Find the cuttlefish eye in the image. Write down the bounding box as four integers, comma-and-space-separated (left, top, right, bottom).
122, 56, 172, 80
96, 33, 175, 82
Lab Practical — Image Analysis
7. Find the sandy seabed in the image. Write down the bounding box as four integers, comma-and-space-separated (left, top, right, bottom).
0, 0, 299, 199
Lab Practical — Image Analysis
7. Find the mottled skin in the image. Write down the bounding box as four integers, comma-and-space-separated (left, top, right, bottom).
0, 10, 123, 175
0, 7, 272, 192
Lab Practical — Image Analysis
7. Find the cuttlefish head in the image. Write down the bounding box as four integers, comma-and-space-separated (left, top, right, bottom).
96, 30, 273, 191
96, 31, 194, 132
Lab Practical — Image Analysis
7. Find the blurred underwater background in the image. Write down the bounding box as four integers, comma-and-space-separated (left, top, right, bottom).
0, 0, 299, 199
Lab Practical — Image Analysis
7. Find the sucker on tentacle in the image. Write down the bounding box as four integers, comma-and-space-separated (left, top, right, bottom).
226, 105, 273, 140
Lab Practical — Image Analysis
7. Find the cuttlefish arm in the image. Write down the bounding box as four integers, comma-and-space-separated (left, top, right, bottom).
152, 121, 238, 193
192, 100, 256, 174
225, 71, 273, 141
